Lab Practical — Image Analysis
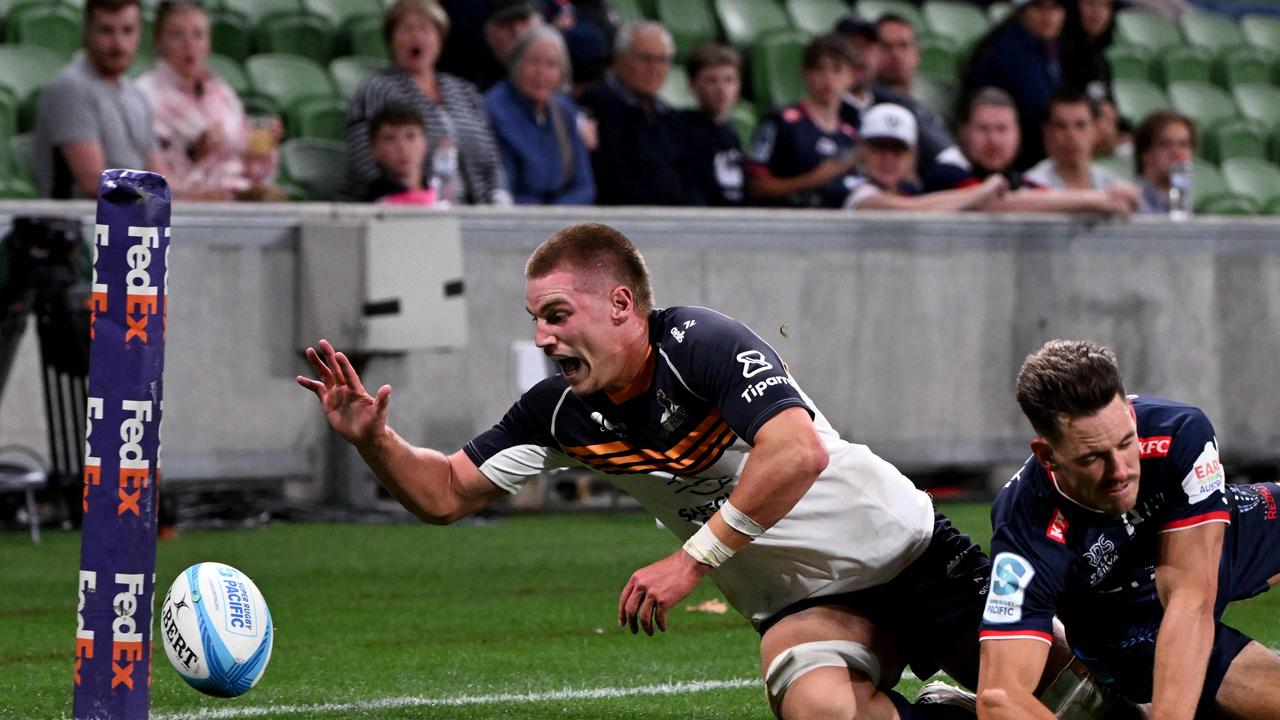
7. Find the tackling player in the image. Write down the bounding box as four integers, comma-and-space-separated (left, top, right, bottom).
977, 339, 1280, 719
300, 222, 1081, 719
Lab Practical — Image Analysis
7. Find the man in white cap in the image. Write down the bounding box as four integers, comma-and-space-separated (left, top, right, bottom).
844, 103, 1008, 211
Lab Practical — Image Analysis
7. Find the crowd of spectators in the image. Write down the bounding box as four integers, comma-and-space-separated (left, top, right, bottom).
26, 0, 1220, 218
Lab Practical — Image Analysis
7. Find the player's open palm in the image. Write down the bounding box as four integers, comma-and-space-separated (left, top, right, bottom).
296, 339, 391, 446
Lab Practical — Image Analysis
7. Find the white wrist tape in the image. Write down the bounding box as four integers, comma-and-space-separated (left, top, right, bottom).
719, 500, 765, 538
682, 523, 735, 568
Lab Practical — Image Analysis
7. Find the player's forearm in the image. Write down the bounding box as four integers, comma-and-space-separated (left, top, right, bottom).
981, 189, 1112, 214
725, 425, 827, 532
746, 168, 833, 200
858, 185, 994, 212
1150, 592, 1215, 720
355, 427, 465, 524
977, 685, 1057, 720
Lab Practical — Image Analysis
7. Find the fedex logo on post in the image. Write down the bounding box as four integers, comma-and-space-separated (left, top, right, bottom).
117, 400, 153, 517
90, 225, 109, 340
74, 570, 96, 686
111, 573, 145, 690
124, 226, 161, 345
83, 397, 103, 512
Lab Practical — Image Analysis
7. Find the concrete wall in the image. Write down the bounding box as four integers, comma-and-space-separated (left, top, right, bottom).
3, 201, 1279, 496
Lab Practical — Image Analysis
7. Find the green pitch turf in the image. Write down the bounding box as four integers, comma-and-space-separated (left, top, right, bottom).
2, 503, 1278, 719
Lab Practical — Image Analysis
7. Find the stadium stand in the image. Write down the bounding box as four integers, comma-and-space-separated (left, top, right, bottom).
1205, 118, 1267, 163
785, 0, 847, 36
1167, 80, 1238, 133
346, 13, 387, 58
1105, 44, 1152, 82
1240, 13, 1280, 51
750, 28, 807, 111
856, 0, 924, 28
1233, 82, 1280, 128
715, 0, 792, 50
219, 0, 303, 26
1154, 45, 1214, 87
5, 2, 81, 59
655, 0, 719, 60
207, 53, 250, 97
658, 66, 696, 109
246, 53, 338, 116
329, 55, 384, 100
210, 8, 254, 61
1114, 8, 1182, 52
1112, 78, 1170, 126
610, 0, 647, 25
289, 95, 347, 142
1216, 46, 1275, 89
922, 0, 989, 48
0, 44, 63, 132
1222, 156, 1280, 207
1179, 9, 1246, 54
256, 11, 339, 65
279, 137, 345, 200
917, 36, 961, 82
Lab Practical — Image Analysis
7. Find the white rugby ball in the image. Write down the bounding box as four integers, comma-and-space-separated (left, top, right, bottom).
159, 562, 273, 697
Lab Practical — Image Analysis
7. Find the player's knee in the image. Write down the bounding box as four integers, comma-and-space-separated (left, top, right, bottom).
778, 677, 860, 720
765, 641, 880, 719
976, 687, 1009, 720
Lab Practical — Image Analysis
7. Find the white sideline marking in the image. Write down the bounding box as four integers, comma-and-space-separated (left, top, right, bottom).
151, 678, 761, 719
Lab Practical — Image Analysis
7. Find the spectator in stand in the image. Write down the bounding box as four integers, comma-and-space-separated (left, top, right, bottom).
577, 21, 687, 205
844, 103, 1009, 211
362, 104, 437, 205
343, 0, 510, 205
873, 14, 965, 174
746, 34, 859, 208
137, 0, 282, 201
925, 87, 1139, 215
834, 16, 882, 82
1024, 89, 1138, 200
485, 26, 595, 204
1133, 110, 1196, 214
964, 0, 1067, 170
478, 2, 544, 91
675, 43, 745, 206
1060, 0, 1115, 101
1093, 96, 1133, 161
33, 0, 167, 198
543, 0, 613, 89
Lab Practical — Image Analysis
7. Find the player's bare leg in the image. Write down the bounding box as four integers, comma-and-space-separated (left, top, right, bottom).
1214, 641, 1280, 719
759, 604, 902, 720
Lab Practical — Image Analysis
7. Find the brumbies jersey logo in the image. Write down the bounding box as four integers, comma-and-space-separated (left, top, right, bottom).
464, 306, 812, 485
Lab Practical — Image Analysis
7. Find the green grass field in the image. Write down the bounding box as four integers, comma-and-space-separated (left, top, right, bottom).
3, 503, 1278, 719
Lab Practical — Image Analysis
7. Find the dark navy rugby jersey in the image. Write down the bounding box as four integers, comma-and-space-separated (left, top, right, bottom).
745, 103, 859, 208
463, 306, 812, 485
980, 396, 1230, 652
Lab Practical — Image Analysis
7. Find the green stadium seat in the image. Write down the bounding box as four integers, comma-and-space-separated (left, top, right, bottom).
658, 66, 696, 109
279, 137, 345, 201
610, 0, 648, 24
1154, 46, 1213, 86
922, 1, 989, 48
246, 53, 337, 113
0, 44, 63, 106
1177, 11, 1244, 54
1114, 9, 1181, 52
856, 0, 924, 29
1270, 125, 1280, 166
751, 29, 807, 111
302, 0, 378, 29
207, 53, 250, 96
1220, 156, 1280, 206
329, 55, 384, 100
1192, 159, 1228, 200
218, 0, 302, 25
986, 2, 1010, 24
348, 14, 387, 59
1205, 118, 1267, 163
1111, 78, 1169, 126
729, 100, 757, 146
1240, 13, 1280, 53
0, 176, 38, 199
1166, 81, 1239, 132
1105, 44, 1153, 82
913, 76, 956, 128
785, 0, 847, 35
256, 12, 338, 65
288, 96, 347, 141
1263, 196, 1280, 215
1215, 46, 1275, 89
5, 2, 81, 58
917, 36, 960, 83
715, 0, 792, 49
1195, 192, 1259, 215
241, 94, 282, 117
637, 0, 658, 20
0, 88, 17, 146
9, 133, 34, 184
211, 9, 254, 61
1232, 83, 1280, 129
656, 0, 719, 60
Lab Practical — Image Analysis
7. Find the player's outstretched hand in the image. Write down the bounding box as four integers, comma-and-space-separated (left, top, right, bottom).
618, 549, 711, 636
296, 339, 391, 447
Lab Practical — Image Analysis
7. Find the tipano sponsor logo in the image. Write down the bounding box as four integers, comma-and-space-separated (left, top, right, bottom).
74, 570, 97, 686
1138, 436, 1171, 459
111, 573, 146, 690
118, 400, 153, 517
736, 350, 773, 379
740, 375, 791, 403
83, 397, 104, 512
90, 225, 109, 341
125, 226, 162, 345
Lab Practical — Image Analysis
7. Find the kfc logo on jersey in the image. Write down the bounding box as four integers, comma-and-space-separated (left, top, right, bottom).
1139, 436, 1172, 459
984, 552, 1035, 624
1182, 440, 1224, 503
736, 350, 774, 378
1046, 508, 1069, 544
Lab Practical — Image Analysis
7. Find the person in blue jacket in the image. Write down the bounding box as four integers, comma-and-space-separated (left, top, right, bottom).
484, 25, 595, 205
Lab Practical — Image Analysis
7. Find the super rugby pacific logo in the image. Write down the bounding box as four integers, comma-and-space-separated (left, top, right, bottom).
983, 552, 1034, 624
218, 566, 256, 636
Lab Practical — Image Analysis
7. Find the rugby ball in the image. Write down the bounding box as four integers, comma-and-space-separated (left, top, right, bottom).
159, 562, 273, 697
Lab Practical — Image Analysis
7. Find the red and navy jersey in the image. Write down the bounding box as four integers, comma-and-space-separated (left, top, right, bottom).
463, 306, 810, 486
979, 396, 1230, 653
745, 103, 859, 208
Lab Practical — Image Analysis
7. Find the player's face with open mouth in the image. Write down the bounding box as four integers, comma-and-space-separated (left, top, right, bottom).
1040, 393, 1141, 515
525, 269, 628, 395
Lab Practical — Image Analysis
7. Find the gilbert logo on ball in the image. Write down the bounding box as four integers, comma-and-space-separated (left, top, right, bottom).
160, 562, 273, 697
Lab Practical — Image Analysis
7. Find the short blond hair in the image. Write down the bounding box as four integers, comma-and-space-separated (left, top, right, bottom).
383, 0, 449, 46
525, 223, 654, 316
